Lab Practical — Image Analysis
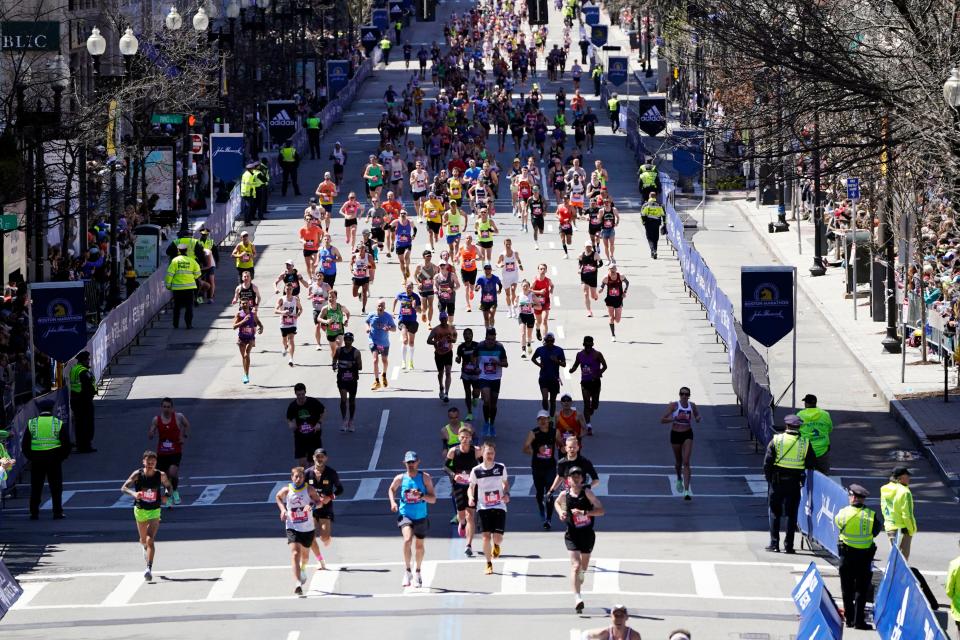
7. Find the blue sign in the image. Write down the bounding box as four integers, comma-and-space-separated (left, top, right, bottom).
607, 56, 628, 87
372, 8, 389, 32
797, 472, 849, 557
671, 128, 702, 176
0, 559, 24, 620
326, 59, 350, 100
389, 1, 403, 18
582, 6, 600, 25
360, 26, 381, 54
792, 562, 843, 640
210, 133, 245, 198
590, 25, 608, 47
846, 177, 860, 201
655, 36, 664, 47
875, 547, 949, 640
29, 282, 86, 362
741, 266, 794, 348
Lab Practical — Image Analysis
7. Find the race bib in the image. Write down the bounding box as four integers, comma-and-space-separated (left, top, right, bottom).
603, 219, 614, 228
480, 230, 491, 239
398, 233, 411, 244
520, 303, 533, 314
322, 258, 334, 270
560, 223, 573, 233
329, 321, 341, 332
299, 423, 314, 434
572, 512, 591, 528
305, 239, 316, 249
582, 265, 595, 274
341, 370, 354, 381
581, 364, 592, 376
282, 313, 296, 325
506, 263, 517, 272
483, 490, 501, 507
141, 489, 157, 502
537, 445, 553, 459
400, 302, 415, 316
454, 472, 470, 485
482, 292, 494, 303
404, 488, 422, 504
483, 360, 498, 374
609, 288, 620, 297
159, 439, 174, 453
449, 225, 460, 234
571, 193, 584, 205
290, 507, 309, 523
439, 289, 452, 300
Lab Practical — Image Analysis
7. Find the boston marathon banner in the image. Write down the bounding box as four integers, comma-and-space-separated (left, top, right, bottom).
28, 281, 86, 362
209, 133, 245, 204
327, 60, 350, 100
741, 266, 794, 348
635, 97, 667, 136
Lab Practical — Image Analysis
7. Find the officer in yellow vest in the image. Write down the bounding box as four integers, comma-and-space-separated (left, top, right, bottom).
797, 393, 833, 474
165, 244, 201, 329
279, 140, 301, 198
255, 157, 270, 220
241, 161, 259, 225
834, 483, 883, 630
21, 399, 70, 520
591, 63, 603, 97
640, 192, 665, 259
637, 158, 660, 201
380, 36, 392, 64
880, 466, 917, 561
305, 113, 322, 159
607, 93, 620, 133
763, 415, 815, 553
69, 350, 97, 453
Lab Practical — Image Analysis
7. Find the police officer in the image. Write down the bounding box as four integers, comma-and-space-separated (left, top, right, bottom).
69, 350, 97, 453
255, 157, 270, 220
797, 393, 833, 474
834, 483, 883, 630
22, 399, 70, 520
591, 63, 603, 97
880, 466, 917, 561
279, 140, 302, 197
241, 161, 259, 225
165, 243, 201, 329
380, 36, 392, 64
607, 93, 620, 133
305, 113, 322, 160
639, 192, 665, 259
637, 158, 660, 201
762, 415, 814, 553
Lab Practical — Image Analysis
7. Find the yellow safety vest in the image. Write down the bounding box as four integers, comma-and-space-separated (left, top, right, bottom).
835, 505, 876, 549
772, 432, 809, 470
797, 407, 833, 457
607, 98, 619, 112
28, 416, 63, 451
241, 170, 257, 197
380, 38, 392, 50
880, 481, 917, 535
165, 255, 200, 291
280, 147, 297, 163
640, 169, 658, 187
69, 363, 88, 393
641, 203, 664, 218
306, 117, 320, 130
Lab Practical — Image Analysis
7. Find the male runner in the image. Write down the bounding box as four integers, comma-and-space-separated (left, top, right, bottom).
285, 383, 325, 467
366, 300, 396, 390
445, 425, 480, 553
332, 332, 362, 432
306, 448, 344, 570
582, 605, 643, 639
475, 263, 503, 329
477, 327, 508, 438
550, 436, 601, 495
393, 280, 423, 370
556, 466, 606, 613
468, 442, 510, 576
387, 451, 437, 588
426, 311, 458, 402
531, 332, 566, 417
147, 398, 191, 507
456, 327, 482, 421
120, 451, 173, 581
275, 466, 323, 594
569, 336, 608, 435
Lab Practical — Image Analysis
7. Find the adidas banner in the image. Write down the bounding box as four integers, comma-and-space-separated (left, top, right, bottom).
636, 97, 667, 136
267, 100, 298, 148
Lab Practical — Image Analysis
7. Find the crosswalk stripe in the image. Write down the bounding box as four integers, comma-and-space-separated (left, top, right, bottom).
691, 561, 724, 598
434, 475, 452, 499
308, 567, 340, 595
418, 560, 438, 590
355, 477, 381, 501
42, 490, 75, 511
266, 481, 287, 503
112, 494, 134, 509
590, 559, 620, 594
743, 474, 768, 497
10, 582, 46, 610
102, 573, 145, 607
510, 474, 533, 497
193, 484, 227, 506
593, 474, 609, 497
206, 567, 247, 601
500, 560, 528, 593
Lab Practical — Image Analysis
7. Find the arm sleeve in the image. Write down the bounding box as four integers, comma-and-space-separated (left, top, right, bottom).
947, 562, 958, 601
872, 512, 884, 538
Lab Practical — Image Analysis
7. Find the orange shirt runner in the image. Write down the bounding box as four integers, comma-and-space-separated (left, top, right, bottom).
300, 225, 322, 252
459, 246, 478, 271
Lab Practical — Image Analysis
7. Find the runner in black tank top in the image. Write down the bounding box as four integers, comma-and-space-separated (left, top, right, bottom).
555, 467, 605, 614
445, 427, 480, 556
522, 412, 558, 529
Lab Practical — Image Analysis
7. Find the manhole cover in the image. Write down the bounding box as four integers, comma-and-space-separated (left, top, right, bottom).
166, 342, 205, 350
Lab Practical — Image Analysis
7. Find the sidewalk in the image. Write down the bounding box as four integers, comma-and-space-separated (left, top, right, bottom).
724, 197, 960, 491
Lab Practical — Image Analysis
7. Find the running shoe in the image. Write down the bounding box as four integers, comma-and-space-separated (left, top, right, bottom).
536, 328, 542, 341
586, 425, 593, 436
611, 335, 617, 342
401, 361, 408, 371
485, 562, 494, 575
442, 393, 449, 403
299, 568, 307, 584
439, 389, 445, 400
521, 350, 527, 359
282, 349, 288, 357
372, 380, 381, 390
542, 520, 551, 531
415, 571, 423, 588
464, 546, 473, 557
489, 424, 496, 438
347, 422, 355, 432
587, 311, 593, 317
675, 478, 684, 494
683, 489, 692, 501
450, 514, 459, 524
295, 585, 303, 595
465, 413, 473, 422
575, 598, 584, 614
340, 423, 348, 433
316, 553, 326, 569
458, 522, 466, 537
381, 374, 388, 386
402, 569, 413, 587
144, 568, 152, 582
242, 374, 249, 384
407, 359, 414, 370
492, 543, 501, 558
172, 490, 181, 505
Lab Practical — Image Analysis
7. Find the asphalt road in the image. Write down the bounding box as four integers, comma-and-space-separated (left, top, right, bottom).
2, 3, 958, 639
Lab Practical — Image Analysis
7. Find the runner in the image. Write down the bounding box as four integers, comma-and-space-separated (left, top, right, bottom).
338, 192, 362, 249
556, 196, 576, 259
445, 425, 480, 554
381, 191, 403, 258
422, 191, 445, 249
531, 332, 566, 417
569, 336, 608, 435
233, 299, 263, 383
599, 265, 629, 341
393, 280, 423, 370
599, 197, 620, 263
330, 141, 347, 186
496, 238, 523, 317
275, 466, 323, 595
660, 386, 702, 500
556, 394, 587, 451
516, 280, 537, 357
366, 300, 396, 390
434, 259, 461, 326
274, 259, 309, 298
305, 448, 343, 569
307, 271, 332, 351
549, 436, 602, 494
363, 154, 385, 204
315, 173, 338, 232
579, 242, 603, 317
285, 383, 325, 468
458, 235, 479, 312
147, 398, 191, 507
474, 209, 499, 263
366, 200, 388, 256
529, 186, 546, 248
351, 243, 375, 313
475, 263, 503, 329
231, 270, 261, 310
275, 281, 302, 367
549, 157, 567, 206
231, 231, 256, 280
555, 466, 605, 613
332, 332, 362, 432
523, 410, 558, 530
468, 442, 510, 576
317, 235, 342, 287
426, 311, 458, 401
414, 250, 439, 326
456, 327, 482, 422
443, 199, 466, 257
387, 451, 438, 588
532, 263, 554, 340
390, 209, 418, 280
586, 195, 603, 255
318, 289, 349, 360
120, 450, 172, 581
582, 605, 643, 639
477, 327, 508, 438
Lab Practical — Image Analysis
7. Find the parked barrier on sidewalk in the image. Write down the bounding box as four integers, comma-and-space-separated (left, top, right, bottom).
0, 387, 69, 497
797, 471, 848, 558
792, 561, 843, 639
874, 546, 948, 640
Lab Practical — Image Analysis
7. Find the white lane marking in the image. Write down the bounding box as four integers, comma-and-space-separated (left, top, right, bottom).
551, 265, 558, 276
553, 295, 561, 307
354, 477, 380, 501
556, 325, 565, 339
206, 567, 247, 601
667, 475, 682, 497
193, 484, 226, 506
101, 573, 145, 607
549, 241, 556, 249
570, 631, 584, 640
391, 365, 400, 381
500, 560, 528, 594
547, 224, 554, 233
594, 474, 609, 496
590, 559, 620, 594
744, 474, 768, 497
266, 481, 288, 503
563, 368, 571, 380
433, 475, 452, 499
286, 632, 300, 640
691, 562, 724, 598
308, 567, 340, 595
10, 582, 46, 609
368, 410, 390, 471
510, 474, 534, 497
42, 490, 75, 511
417, 560, 438, 591
112, 494, 134, 509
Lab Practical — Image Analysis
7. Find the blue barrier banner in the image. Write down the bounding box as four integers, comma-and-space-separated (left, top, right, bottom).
360, 26, 380, 54
326, 59, 350, 99
672, 128, 703, 177
0, 558, 24, 619
582, 6, 600, 25
590, 25, 608, 47
607, 56, 628, 86
798, 472, 848, 557
875, 547, 948, 640
792, 562, 843, 639
209, 132, 244, 204
372, 9, 389, 32
741, 266, 795, 347
29, 281, 86, 362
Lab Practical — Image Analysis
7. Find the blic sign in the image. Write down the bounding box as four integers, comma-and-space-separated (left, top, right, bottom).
1, 22, 59, 51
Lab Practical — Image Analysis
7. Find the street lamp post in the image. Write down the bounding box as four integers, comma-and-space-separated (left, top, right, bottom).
809, 110, 826, 276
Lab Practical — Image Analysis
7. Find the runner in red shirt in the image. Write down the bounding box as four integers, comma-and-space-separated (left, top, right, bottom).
556, 199, 576, 259
147, 398, 192, 507
531, 263, 554, 341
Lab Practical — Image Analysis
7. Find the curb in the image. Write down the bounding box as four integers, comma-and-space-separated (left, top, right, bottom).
728, 200, 960, 496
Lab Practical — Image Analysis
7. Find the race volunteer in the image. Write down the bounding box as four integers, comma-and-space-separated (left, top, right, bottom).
797, 393, 833, 474
762, 415, 814, 553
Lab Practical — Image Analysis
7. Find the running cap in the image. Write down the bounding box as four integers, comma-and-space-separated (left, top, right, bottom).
485, 327, 497, 335
891, 466, 912, 478
847, 483, 869, 498
567, 466, 584, 476
584, 240, 593, 247
285, 259, 294, 266
783, 415, 803, 427
313, 448, 327, 457
560, 394, 573, 402
404, 450, 419, 462
438, 311, 448, 320
483, 263, 493, 270
536, 409, 550, 419
802, 393, 818, 404
246, 161, 259, 169
611, 604, 628, 614
667, 633, 690, 640
343, 332, 355, 340
241, 230, 250, 236
544, 332, 555, 340
423, 249, 433, 257
309, 197, 318, 204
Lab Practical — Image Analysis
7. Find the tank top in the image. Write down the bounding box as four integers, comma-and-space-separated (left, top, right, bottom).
577, 350, 601, 381
529, 196, 544, 217
366, 165, 383, 186
530, 426, 557, 466
353, 253, 371, 278
556, 409, 582, 440
279, 297, 298, 328
443, 424, 461, 446
237, 283, 256, 305
134, 469, 163, 510
395, 221, 413, 247
436, 272, 455, 300
517, 292, 535, 315
446, 211, 464, 235
319, 248, 337, 275
308, 283, 329, 311
285, 483, 316, 532
332, 149, 346, 167
448, 178, 463, 198
448, 446, 477, 484
237, 310, 257, 340
399, 473, 428, 520
602, 209, 616, 228
417, 263, 437, 293
501, 252, 518, 276
672, 400, 693, 431
324, 305, 345, 337
282, 270, 302, 296
565, 488, 594, 531
156, 413, 182, 455
605, 275, 623, 301
460, 246, 478, 271
335, 346, 358, 381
